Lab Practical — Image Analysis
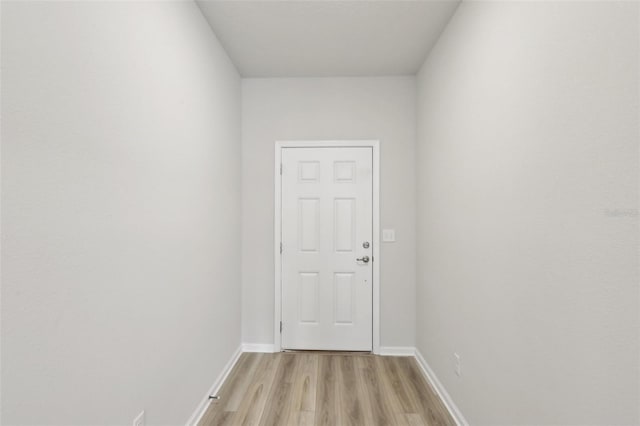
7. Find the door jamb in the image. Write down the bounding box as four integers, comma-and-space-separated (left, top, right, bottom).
274, 140, 380, 354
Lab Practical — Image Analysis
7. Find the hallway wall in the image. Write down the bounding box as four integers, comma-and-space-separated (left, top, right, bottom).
241, 77, 417, 349
1, 2, 241, 424
415, 2, 639, 424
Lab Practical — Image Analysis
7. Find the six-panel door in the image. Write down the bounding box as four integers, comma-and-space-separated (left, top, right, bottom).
281, 147, 373, 351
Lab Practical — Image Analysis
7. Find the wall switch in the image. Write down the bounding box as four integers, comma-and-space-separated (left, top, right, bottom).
454, 353, 461, 377
133, 410, 145, 426
382, 229, 396, 242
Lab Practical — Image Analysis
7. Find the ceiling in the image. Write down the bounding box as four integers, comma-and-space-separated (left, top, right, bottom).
197, 0, 461, 78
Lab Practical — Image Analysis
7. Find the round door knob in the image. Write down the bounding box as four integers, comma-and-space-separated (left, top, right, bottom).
357, 256, 370, 263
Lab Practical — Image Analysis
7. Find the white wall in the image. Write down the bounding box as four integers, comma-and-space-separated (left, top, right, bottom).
241, 77, 416, 349
1, 2, 241, 424
416, 2, 639, 424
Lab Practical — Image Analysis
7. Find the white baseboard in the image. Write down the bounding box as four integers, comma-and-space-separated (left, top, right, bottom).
414, 349, 468, 426
185, 344, 243, 426
242, 343, 276, 353
379, 346, 416, 356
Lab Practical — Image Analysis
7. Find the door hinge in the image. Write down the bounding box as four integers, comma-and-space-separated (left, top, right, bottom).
280, 164, 283, 175
280, 242, 283, 254
280, 321, 283, 333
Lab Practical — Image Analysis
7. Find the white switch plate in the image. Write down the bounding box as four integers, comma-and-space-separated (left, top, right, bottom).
454, 353, 461, 377
382, 229, 396, 242
133, 410, 145, 426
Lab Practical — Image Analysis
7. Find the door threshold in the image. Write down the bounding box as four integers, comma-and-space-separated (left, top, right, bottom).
281, 349, 373, 356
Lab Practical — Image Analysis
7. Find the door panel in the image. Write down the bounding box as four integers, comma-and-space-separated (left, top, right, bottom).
281, 147, 373, 351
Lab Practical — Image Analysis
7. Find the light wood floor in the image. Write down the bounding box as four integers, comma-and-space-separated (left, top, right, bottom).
199, 352, 455, 426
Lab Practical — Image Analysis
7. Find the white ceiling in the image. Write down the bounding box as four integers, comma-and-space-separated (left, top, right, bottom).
197, 0, 460, 78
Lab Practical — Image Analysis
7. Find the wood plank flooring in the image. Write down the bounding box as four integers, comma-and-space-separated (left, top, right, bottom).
199, 352, 455, 426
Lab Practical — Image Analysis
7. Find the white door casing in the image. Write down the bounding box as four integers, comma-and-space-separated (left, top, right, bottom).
277, 143, 378, 351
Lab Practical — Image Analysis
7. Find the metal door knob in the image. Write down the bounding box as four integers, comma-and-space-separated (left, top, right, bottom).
356, 256, 370, 263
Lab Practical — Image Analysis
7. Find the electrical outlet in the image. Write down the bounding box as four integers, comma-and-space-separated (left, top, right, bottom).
454, 353, 461, 377
133, 410, 145, 426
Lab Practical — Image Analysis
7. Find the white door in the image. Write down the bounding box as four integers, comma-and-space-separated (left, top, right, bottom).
280, 147, 373, 351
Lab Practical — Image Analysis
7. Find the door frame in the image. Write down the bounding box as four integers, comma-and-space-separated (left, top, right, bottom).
274, 140, 381, 354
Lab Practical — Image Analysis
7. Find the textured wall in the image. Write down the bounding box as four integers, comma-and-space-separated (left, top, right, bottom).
416, 2, 639, 424
1, 2, 241, 423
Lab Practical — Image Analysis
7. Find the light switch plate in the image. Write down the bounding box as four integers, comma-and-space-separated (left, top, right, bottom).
382, 229, 396, 242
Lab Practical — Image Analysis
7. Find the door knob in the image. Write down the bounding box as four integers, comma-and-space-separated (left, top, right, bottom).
356, 256, 370, 263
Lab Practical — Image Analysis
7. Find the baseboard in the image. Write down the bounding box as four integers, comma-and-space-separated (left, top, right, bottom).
379, 346, 416, 356
185, 344, 243, 426
243, 343, 413, 355
242, 343, 276, 353
414, 349, 468, 426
